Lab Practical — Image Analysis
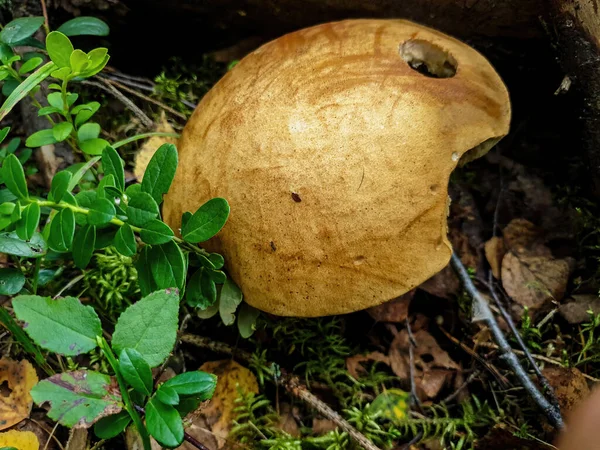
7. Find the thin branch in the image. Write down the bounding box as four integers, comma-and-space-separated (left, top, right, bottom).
179, 334, 382, 450
80, 80, 154, 129
484, 275, 561, 411
451, 253, 564, 430
405, 318, 423, 412
39, 0, 49, 34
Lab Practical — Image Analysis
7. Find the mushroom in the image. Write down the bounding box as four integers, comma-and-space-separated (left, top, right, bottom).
163, 19, 511, 317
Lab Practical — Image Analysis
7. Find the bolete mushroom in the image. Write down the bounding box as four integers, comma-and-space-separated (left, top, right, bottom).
163, 19, 511, 317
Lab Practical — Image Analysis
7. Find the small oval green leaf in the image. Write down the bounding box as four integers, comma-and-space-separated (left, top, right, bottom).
114, 224, 136, 257
182, 198, 230, 244
72, 225, 96, 268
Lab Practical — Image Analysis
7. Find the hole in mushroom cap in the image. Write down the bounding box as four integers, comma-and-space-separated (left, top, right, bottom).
399, 39, 457, 78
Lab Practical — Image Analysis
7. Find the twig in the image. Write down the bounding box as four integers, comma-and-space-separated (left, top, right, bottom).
441, 370, 481, 405
484, 276, 561, 411
475, 341, 600, 383
80, 80, 154, 129
179, 334, 382, 450
405, 318, 423, 412
99, 77, 189, 120
53, 273, 84, 299
39, 0, 49, 34
282, 375, 382, 450
451, 253, 564, 430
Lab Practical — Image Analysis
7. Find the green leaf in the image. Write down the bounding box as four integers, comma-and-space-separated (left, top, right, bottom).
72, 225, 96, 268
69, 49, 90, 73
145, 398, 184, 448
0, 202, 14, 215
48, 208, 75, 252
1, 154, 28, 200
67, 156, 101, 190
31, 370, 123, 427
94, 411, 131, 439
97, 174, 115, 200
52, 121, 73, 142
141, 143, 178, 205
156, 385, 179, 405
13, 295, 101, 355
49, 170, 72, 203
135, 246, 157, 297
1, 79, 19, 97
18, 56, 43, 75
47, 92, 64, 109
238, 303, 261, 338
46, 31, 73, 68
0, 126, 10, 146
0, 17, 45, 44
150, 241, 186, 291
207, 269, 226, 284
181, 211, 192, 230
74, 101, 100, 126
26, 129, 57, 147
0, 231, 46, 257
79, 52, 109, 78
87, 198, 115, 225
119, 348, 153, 396
219, 278, 243, 326
114, 223, 136, 256
0, 62, 56, 123
57, 17, 110, 37
102, 146, 124, 192
16, 202, 40, 241
182, 198, 230, 244
0, 267, 25, 295
77, 122, 101, 142
126, 192, 159, 227
163, 371, 217, 398
140, 219, 174, 245
112, 289, 179, 367
209, 253, 225, 269
80, 138, 109, 155
38, 106, 63, 116
94, 227, 116, 250
186, 269, 216, 309
51, 66, 71, 81
0, 43, 14, 64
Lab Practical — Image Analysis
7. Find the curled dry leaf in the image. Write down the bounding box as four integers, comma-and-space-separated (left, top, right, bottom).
346, 352, 390, 379
388, 329, 460, 400
367, 290, 415, 323
484, 236, 505, 279
542, 366, 589, 415
0, 358, 38, 430
0, 429, 40, 450
198, 360, 259, 448
559, 295, 600, 324
134, 112, 178, 182
500, 218, 571, 316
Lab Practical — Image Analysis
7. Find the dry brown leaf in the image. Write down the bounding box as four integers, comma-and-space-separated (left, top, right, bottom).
542, 366, 589, 415
484, 236, 505, 279
0, 429, 40, 449
367, 290, 415, 322
501, 251, 570, 315
0, 359, 38, 430
559, 295, 600, 324
346, 352, 390, 379
199, 360, 259, 448
277, 403, 300, 437
312, 418, 337, 435
502, 218, 544, 252
388, 329, 459, 400
134, 112, 178, 181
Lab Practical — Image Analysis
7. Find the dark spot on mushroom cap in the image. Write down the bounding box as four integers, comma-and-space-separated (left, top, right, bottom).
270, 241, 277, 251
291, 192, 302, 202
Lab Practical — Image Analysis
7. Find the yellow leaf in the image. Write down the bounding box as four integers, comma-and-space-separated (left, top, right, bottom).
0, 429, 40, 449
368, 388, 410, 423
199, 360, 258, 448
0, 359, 38, 430
134, 112, 178, 182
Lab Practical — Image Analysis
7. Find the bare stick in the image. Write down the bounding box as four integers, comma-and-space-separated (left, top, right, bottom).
39, 0, 49, 34
451, 253, 564, 429
484, 276, 561, 410
81, 80, 154, 129
179, 334, 382, 450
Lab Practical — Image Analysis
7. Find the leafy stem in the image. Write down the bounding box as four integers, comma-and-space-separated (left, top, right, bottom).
97, 336, 152, 450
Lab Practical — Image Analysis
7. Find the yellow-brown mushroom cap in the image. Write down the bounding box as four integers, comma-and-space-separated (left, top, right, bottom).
163, 19, 511, 317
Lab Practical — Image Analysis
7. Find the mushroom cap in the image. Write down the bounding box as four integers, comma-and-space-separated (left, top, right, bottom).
163, 19, 511, 317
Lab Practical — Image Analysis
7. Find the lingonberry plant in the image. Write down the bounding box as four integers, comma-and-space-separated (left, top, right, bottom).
0, 14, 257, 449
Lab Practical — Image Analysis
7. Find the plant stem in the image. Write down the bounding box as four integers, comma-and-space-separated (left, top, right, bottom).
98, 336, 152, 450
31, 257, 42, 294
450, 253, 564, 430
112, 132, 181, 149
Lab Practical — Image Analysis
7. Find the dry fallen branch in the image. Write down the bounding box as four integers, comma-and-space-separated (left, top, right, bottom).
451, 253, 564, 430
179, 334, 382, 450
